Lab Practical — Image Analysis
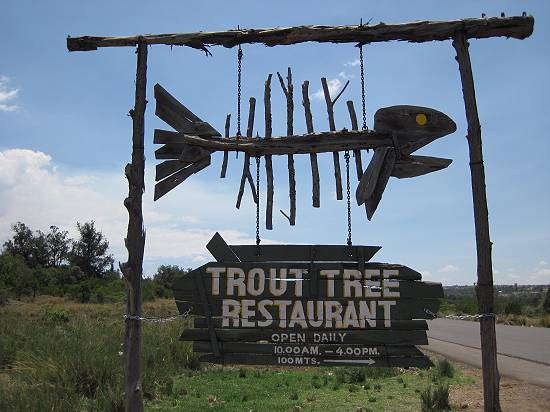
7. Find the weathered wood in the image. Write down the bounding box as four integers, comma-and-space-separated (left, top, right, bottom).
68, 16, 534, 52
365, 148, 396, 220
264, 74, 273, 138
198, 352, 433, 368
175, 298, 441, 320
154, 83, 219, 136
235, 154, 258, 208
205, 232, 241, 262
236, 98, 258, 209
193, 270, 220, 357
347, 101, 364, 180
154, 156, 211, 201
453, 30, 501, 412
265, 156, 274, 230
321, 77, 348, 200
155, 159, 191, 181
121, 40, 147, 412
174, 278, 443, 301
392, 155, 452, 179
356, 147, 391, 205
374, 105, 456, 155
220, 114, 230, 178
246, 97, 256, 138
302, 80, 320, 208
180, 328, 429, 345
278, 68, 296, 225
153, 137, 212, 160
226, 244, 381, 263
194, 318, 429, 330
154, 129, 393, 156
264, 74, 274, 230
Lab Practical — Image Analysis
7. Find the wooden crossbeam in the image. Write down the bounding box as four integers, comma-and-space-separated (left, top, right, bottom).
67, 15, 533, 52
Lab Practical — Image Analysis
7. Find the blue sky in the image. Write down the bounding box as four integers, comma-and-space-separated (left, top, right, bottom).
1, 1, 549, 285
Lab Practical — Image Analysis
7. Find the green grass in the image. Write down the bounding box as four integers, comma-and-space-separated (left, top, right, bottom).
1, 297, 473, 411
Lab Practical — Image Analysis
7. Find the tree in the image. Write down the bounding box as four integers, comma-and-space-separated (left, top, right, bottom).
69, 221, 114, 279
46, 226, 70, 267
3, 222, 36, 265
543, 288, 550, 313
153, 265, 188, 290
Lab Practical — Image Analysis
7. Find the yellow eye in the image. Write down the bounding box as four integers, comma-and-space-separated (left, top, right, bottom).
415, 113, 427, 125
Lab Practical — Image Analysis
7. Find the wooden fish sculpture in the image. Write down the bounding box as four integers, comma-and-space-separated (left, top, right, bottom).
152, 80, 456, 225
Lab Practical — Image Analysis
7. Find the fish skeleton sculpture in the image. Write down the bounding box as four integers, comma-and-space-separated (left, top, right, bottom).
152, 81, 456, 225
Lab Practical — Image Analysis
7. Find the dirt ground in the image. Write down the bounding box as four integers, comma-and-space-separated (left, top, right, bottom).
449, 362, 550, 411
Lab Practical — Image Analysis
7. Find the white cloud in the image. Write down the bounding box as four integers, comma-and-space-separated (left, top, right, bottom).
344, 59, 361, 67
539, 260, 548, 266
438, 264, 459, 273
0, 149, 282, 276
338, 71, 354, 80
419, 269, 433, 279
313, 78, 341, 101
0, 75, 19, 112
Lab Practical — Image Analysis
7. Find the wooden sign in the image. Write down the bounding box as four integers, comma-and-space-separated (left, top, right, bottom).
173, 233, 443, 368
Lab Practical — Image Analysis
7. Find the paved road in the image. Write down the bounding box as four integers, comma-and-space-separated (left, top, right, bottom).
422, 319, 550, 388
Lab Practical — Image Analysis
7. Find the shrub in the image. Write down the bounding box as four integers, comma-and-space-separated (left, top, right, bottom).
43, 308, 70, 324
435, 359, 455, 378
420, 384, 450, 411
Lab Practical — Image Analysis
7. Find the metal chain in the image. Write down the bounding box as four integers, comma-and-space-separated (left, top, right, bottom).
424, 308, 497, 320
255, 154, 261, 252
123, 306, 193, 324
359, 43, 367, 131
345, 151, 352, 248
236, 45, 243, 137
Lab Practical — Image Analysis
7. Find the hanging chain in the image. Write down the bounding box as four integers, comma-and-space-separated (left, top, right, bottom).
345, 151, 352, 248
236, 44, 243, 136
359, 20, 367, 131
255, 154, 261, 253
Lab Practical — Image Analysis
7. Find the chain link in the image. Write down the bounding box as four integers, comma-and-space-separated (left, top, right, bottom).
424, 308, 497, 320
236, 45, 243, 137
345, 151, 352, 248
359, 44, 367, 131
123, 306, 193, 324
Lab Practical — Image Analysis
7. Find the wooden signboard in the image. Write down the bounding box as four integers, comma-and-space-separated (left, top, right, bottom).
173, 233, 443, 368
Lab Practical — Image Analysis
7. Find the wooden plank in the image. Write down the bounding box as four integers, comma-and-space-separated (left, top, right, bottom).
180, 329, 428, 345
154, 156, 210, 201
175, 297, 441, 320
154, 83, 220, 136
198, 352, 432, 368
365, 148, 396, 220
174, 278, 443, 300
205, 232, 240, 262
227, 244, 381, 263
153, 132, 212, 160
194, 317, 428, 330
193, 270, 220, 357
68, 15, 534, 52
392, 155, 452, 179
356, 147, 390, 205
154, 129, 393, 156
347, 100, 364, 181
155, 159, 190, 181
194, 342, 425, 358
373, 105, 456, 155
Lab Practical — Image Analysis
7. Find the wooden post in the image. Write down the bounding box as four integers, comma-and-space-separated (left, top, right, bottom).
121, 39, 147, 412
453, 30, 501, 412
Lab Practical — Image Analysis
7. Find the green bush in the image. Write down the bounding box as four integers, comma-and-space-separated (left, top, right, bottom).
435, 359, 455, 379
420, 384, 450, 411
